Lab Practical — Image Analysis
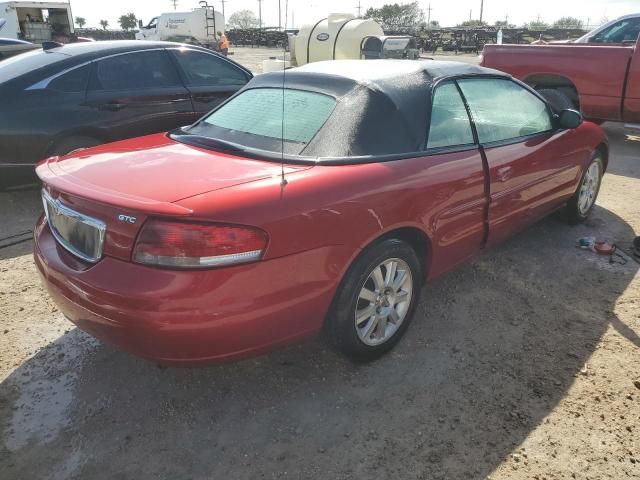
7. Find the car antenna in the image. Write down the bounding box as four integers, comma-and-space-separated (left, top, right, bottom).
42, 41, 63, 51
280, 30, 288, 188
278, 10, 289, 188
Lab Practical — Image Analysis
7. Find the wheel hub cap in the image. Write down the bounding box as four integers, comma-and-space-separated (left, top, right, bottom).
355, 258, 413, 346
578, 161, 601, 215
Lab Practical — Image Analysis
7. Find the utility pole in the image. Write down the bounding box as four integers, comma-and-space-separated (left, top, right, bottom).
479, 0, 484, 22
171, 0, 178, 10
426, 3, 432, 27
469, 9, 472, 21
257, 0, 262, 28
355, 1, 362, 18
219, 0, 227, 19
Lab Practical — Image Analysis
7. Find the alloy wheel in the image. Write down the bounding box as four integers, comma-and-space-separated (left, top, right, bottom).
578, 160, 601, 215
354, 258, 413, 346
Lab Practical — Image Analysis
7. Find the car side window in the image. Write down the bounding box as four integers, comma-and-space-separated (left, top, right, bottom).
427, 81, 474, 149
170, 50, 248, 87
592, 18, 640, 43
457, 78, 552, 144
89, 51, 181, 91
146, 17, 158, 29
47, 64, 90, 93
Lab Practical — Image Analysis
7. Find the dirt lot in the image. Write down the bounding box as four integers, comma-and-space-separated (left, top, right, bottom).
1, 123, 639, 477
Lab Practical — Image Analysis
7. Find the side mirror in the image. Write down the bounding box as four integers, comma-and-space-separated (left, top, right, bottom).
558, 109, 583, 129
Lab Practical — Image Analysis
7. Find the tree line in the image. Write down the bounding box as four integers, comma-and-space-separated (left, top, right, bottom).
73, 13, 139, 31
216, 4, 589, 31
364, 2, 588, 31
73, 10, 259, 32
73, 5, 590, 33
74, 10, 256, 32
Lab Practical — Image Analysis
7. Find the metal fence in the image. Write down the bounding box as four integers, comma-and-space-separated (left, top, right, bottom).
388, 27, 588, 54
75, 29, 137, 40
75, 26, 588, 54
226, 28, 290, 48
227, 26, 588, 53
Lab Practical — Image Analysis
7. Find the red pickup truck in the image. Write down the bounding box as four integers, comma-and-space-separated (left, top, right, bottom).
481, 35, 640, 125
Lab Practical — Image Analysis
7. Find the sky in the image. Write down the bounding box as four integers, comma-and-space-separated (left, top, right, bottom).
66, 0, 639, 30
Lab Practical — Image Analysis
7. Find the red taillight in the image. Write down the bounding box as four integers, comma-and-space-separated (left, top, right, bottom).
133, 220, 268, 268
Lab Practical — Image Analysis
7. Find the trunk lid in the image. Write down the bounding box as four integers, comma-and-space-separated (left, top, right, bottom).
37, 133, 307, 210
37, 133, 309, 264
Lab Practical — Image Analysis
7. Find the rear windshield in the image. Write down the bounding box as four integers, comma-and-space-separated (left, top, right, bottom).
188, 88, 336, 155
0, 50, 66, 85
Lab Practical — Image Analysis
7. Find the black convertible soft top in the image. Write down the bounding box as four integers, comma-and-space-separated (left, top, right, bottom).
175, 60, 511, 162
245, 60, 509, 158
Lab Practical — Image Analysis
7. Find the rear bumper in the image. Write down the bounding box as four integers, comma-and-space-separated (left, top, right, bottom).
34, 215, 352, 365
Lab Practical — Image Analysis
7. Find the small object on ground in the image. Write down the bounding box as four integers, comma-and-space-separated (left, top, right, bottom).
609, 249, 628, 265
576, 236, 596, 250
594, 240, 615, 255
577, 237, 629, 265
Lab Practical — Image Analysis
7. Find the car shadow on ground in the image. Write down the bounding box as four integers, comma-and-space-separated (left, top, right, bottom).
1, 205, 638, 480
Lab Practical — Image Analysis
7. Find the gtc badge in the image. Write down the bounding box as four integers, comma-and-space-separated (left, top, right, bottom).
117, 214, 137, 224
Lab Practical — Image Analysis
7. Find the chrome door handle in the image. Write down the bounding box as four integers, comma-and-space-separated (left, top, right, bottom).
496, 166, 512, 182
98, 102, 125, 112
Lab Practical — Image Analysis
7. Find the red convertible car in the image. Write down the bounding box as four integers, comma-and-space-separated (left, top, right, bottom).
34, 60, 607, 365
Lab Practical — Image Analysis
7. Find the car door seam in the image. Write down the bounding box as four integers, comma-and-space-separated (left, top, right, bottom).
453, 79, 489, 247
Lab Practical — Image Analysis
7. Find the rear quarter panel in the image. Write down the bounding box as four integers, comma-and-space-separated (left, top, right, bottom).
482, 44, 634, 121
176, 149, 488, 282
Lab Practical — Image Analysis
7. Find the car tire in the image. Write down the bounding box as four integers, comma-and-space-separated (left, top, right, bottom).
326, 238, 422, 361
48, 136, 102, 157
537, 88, 576, 112
566, 152, 604, 224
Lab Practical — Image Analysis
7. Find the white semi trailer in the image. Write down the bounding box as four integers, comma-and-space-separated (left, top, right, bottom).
136, 6, 225, 49
0, 1, 74, 43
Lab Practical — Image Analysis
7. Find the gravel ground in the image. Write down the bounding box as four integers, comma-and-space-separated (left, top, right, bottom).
1, 122, 639, 477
